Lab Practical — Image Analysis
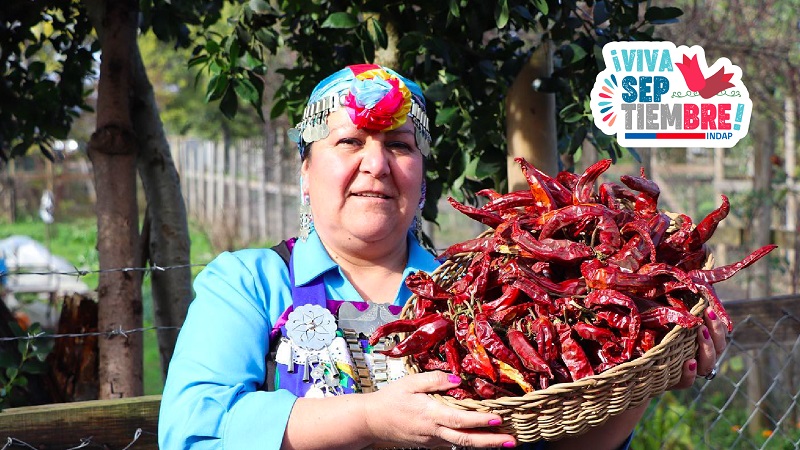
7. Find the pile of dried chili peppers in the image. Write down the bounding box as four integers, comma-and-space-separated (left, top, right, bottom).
370, 158, 776, 400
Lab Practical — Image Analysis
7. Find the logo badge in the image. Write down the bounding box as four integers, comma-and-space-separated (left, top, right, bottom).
590, 42, 752, 148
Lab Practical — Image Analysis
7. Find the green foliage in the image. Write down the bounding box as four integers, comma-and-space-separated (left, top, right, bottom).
139, 30, 265, 139
0, 322, 54, 410
190, 0, 682, 222
0, 1, 97, 162
634, 394, 695, 449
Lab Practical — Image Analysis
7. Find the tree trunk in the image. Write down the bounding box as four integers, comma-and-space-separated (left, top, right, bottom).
85, 0, 143, 399
130, 37, 193, 381
506, 41, 558, 188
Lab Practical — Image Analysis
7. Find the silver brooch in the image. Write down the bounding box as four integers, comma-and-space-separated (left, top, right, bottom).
285, 304, 337, 351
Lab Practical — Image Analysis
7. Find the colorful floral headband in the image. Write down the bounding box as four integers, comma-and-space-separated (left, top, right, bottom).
289, 64, 431, 158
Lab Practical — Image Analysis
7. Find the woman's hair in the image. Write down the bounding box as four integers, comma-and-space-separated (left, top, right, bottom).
289, 64, 431, 160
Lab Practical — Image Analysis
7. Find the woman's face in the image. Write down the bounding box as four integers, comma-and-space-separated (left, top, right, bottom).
301, 108, 424, 248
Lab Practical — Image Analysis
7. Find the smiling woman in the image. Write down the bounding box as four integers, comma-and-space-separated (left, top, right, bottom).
156, 64, 719, 450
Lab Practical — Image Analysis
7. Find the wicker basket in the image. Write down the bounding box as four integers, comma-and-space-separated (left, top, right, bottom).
401, 248, 708, 443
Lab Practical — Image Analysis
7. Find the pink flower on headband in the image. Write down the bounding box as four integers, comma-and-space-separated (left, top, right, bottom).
343, 72, 412, 132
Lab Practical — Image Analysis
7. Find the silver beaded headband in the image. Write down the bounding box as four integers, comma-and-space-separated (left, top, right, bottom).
288, 94, 432, 158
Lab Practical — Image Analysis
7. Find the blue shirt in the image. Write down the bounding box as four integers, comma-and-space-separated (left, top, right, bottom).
158, 230, 439, 449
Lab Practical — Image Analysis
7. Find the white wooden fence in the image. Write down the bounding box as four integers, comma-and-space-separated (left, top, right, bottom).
170, 132, 301, 246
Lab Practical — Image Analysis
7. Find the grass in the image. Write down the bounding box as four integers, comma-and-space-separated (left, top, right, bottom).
1, 216, 215, 396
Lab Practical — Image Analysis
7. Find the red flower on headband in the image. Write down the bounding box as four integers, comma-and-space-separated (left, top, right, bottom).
343, 74, 411, 132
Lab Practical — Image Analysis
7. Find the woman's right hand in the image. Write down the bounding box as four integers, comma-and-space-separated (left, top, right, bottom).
362, 371, 516, 449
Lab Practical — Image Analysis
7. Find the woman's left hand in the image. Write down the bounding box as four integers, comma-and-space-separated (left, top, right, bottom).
671, 306, 728, 389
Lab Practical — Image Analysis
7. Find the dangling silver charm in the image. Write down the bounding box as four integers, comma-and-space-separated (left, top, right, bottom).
299, 194, 312, 241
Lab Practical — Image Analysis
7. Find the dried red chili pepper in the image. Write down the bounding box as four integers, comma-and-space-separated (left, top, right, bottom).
661, 214, 695, 254
419, 352, 451, 371
556, 170, 579, 192
405, 271, 452, 300
593, 212, 623, 256
515, 157, 557, 212
572, 321, 617, 345
583, 289, 640, 358
555, 322, 595, 381
527, 162, 573, 207
537, 204, 610, 239
445, 387, 476, 400
640, 306, 703, 329
608, 220, 657, 270
507, 328, 553, 377
511, 220, 595, 264
637, 262, 697, 293
684, 195, 730, 251
436, 235, 494, 261
481, 190, 535, 212
488, 301, 538, 324
599, 182, 637, 211
689, 244, 777, 285
465, 321, 498, 382
694, 281, 733, 332
472, 377, 517, 399
379, 314, 453, 357
635, 328, 661, 355
619, 173, 660, 217
529, 316, 557, 362
574, 159, 612, 204
447, 197, 504, 228
581, 259, 662, 293
369, 313, 445, 345
481, 285, 522, 313
442, 338, 462, 376
474, 313, 524, 371
493, 358, 535, 393
476, 188, 502, 201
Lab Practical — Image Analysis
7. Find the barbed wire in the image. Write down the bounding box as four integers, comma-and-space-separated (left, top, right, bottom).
0, 262, 209, 279
0, 326, 181, 343
2, 427, 149, 450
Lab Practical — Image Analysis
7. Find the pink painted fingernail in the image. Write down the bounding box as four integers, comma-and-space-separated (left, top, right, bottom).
489, 418, 502, 426
503, 442, 516, 448
703, 328, 711, 340
448, 374, 461, 384
689, 361, 697, 371
708, 310, 718, 320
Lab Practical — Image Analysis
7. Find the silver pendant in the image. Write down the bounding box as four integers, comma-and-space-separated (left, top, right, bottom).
285, 304, 337, 351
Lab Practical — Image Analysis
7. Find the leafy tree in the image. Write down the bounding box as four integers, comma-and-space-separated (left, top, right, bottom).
1, 0, 682, 400
0, 0, 223, 397
191, 0, 683, 220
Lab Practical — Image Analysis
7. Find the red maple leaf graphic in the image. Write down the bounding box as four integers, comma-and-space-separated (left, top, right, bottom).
675, 53, 735, 99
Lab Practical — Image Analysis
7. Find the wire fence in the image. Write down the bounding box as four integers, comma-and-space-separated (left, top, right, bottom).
2, 267, 799, 449
634, 309, 800, 449
2, 428, 148, 450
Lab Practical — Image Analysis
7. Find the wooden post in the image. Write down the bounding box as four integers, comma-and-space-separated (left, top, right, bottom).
786, 94, 798, 293
258, 141, 268, 242
205, 142, 214, 224
713, 148, 728, 266
275, 131, 287, 240
216, 139, 225, 225
229, 141, 238, 237
241, 145, 251, 243
0, 396, 160, 449
506, 42, 558, 188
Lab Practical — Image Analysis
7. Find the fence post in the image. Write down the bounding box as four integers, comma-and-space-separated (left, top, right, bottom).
215, 139, 225, 226
241, 143, 251, 243
204, 141, 214, 224
275, 131, 286, 241
258, 141, 268, 242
